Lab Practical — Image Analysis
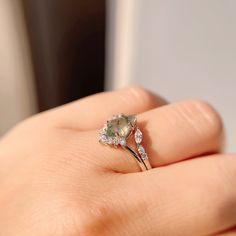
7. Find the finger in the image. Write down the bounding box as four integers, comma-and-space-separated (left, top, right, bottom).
120, 154, 236, 236
83, 100, 223, 172
37, 86, 167, 131
216, 227, 236, 236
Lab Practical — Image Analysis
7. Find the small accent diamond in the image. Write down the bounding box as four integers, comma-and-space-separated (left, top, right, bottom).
135, 128, 143, 144
119, 139, 126, 146
99, 133, 107, 144
107, 138, 113, 145
138, 144, 148, 160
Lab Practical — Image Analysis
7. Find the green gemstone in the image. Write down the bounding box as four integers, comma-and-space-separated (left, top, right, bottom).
107, 124, 116, 137
106, 114, 135, 138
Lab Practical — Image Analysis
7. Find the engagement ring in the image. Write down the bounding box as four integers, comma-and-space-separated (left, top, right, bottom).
99, 114, 152, 171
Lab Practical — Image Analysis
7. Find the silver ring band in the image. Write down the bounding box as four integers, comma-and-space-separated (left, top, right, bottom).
123, 145, 151, 171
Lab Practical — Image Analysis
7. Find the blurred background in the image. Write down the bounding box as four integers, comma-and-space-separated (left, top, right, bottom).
0, 0, 235, 151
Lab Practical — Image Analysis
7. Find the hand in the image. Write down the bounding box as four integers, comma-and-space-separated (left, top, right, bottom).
0, 87, 235, 236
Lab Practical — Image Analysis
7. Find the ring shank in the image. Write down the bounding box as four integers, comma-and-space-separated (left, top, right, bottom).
123, 145, 152, 171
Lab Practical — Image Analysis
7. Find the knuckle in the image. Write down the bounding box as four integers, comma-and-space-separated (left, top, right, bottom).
0, 116, 39, 143
10, 116, 34, 131
11, 114, 48, 132
77, 200, 118, 236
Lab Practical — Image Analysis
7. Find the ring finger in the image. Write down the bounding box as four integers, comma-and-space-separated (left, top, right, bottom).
81, 100, 224, 173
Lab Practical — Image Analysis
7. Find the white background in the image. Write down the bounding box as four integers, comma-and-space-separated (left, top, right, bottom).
107, 0, 236, 152
0, 1, 36, 135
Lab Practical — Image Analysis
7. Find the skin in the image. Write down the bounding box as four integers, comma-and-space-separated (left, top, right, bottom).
0, 86, 235, 236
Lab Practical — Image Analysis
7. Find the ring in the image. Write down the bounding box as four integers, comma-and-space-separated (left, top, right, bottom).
99, 113, 152, 171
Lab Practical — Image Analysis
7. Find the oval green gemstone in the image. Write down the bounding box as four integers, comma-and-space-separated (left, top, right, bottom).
107, 115, 133, 138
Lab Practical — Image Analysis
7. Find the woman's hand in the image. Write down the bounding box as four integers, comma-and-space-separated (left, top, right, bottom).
0, 87, 235, 236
